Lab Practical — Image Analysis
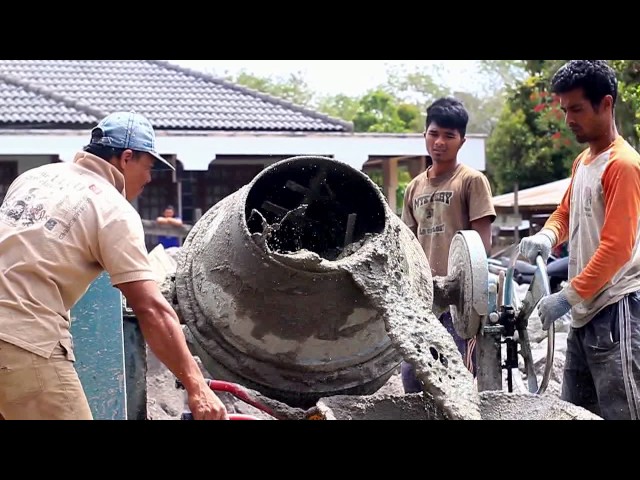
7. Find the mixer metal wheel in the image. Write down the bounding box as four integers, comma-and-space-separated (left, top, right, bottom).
447, 230, 489, 339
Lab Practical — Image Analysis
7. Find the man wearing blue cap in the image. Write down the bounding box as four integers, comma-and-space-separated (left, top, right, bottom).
0, 111, 228, 420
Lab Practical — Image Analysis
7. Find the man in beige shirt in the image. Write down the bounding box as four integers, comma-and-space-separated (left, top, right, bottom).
401, 97, 496, 392
0, 111, 228, 420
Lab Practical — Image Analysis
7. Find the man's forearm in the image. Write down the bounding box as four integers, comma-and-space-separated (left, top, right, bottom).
136, 304, 207, 394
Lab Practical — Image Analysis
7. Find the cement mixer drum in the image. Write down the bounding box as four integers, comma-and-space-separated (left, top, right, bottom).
175, 156, 406, 407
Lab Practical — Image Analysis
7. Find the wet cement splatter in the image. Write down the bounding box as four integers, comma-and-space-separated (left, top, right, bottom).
340, 216, 482, 420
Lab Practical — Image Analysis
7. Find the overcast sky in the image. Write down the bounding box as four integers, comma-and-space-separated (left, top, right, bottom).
167, 60, 485, 97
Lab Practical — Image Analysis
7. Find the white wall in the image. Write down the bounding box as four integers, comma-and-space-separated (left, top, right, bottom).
0, 131, 487, 172
0, 154, 52, 175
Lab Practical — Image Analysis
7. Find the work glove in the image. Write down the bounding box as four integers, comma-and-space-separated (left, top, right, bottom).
519, 232, 554, 264
538, 289, 571, 331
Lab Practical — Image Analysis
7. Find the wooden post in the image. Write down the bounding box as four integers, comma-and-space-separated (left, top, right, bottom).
382, 157, 399, 213
407, 156, 427, 179
513, 182, 520, 243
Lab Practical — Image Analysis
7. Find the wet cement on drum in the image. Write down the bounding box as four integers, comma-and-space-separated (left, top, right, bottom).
174, 157, 402, 405
342, 216, 482, 420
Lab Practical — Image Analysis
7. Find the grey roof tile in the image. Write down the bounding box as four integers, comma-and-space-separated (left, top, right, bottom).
0, 60, 352, 132
0, 74, 99, 126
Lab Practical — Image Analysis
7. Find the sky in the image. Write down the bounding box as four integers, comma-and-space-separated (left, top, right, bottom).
168, 60, 485, 98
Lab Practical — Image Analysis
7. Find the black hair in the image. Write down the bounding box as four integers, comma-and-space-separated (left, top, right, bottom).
425, 97, 469, 138
551, 60, 617, 109
165, 205, 175, 211
82, 143, 145, 162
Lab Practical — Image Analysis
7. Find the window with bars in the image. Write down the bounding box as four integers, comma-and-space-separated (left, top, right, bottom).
200, 164, 263, 211
0, 162, 18, 205
137, 170, 177, 221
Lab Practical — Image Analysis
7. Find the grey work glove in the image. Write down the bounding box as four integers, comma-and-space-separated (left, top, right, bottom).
538, 289, 571, 331
519, 231, 554, 264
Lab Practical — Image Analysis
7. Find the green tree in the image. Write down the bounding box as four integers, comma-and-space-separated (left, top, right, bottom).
610, 60, 640, 148
226, 62, 527, 136
227, 70, 316, 107
384, 64, 450, 105
478, 60, 528, 93
352, 90, 422, 133
315, 94, 360, 122
486, 75, 583, 194
522, 60, 639, 147
382, 61, 528, 135
486, 59, 640, 195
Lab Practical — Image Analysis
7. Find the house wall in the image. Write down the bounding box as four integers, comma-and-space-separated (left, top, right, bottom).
0, 155, 56, 203
0, 133, 487, 242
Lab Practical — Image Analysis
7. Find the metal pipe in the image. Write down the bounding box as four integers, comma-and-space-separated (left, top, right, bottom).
535, 255, 555, 395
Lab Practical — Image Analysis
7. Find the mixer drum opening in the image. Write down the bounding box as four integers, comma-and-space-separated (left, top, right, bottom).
245, 156, 387, 260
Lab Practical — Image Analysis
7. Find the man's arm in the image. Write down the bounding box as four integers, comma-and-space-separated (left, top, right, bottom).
565, 155, 640, 304
541, 186, 571, 247
117, 280, 228, 420
467, 173, 496, 255
94, 212, 227, 419
541, 155, 583, 246
471, 216, 493, 255
156, 216, 182, 227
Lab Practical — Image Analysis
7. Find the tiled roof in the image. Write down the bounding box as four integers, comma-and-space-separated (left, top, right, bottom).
0, 60, 352, 132
493, 177, 571, 208
0, 73, 99, 127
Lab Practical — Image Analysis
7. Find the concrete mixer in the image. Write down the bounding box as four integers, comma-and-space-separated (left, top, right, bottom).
70, 155, 600, 420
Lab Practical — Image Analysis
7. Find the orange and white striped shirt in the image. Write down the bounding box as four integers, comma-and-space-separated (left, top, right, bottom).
542, 135, 640, 327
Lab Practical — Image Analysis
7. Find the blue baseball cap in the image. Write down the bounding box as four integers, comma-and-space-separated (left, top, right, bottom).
90, 111, 175, 171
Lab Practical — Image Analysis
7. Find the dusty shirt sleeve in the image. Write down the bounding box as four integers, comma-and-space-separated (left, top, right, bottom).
95, 211, 156, 286
402, 180, 417, 229
467, 174, 496, 223
567, 156, 640, 303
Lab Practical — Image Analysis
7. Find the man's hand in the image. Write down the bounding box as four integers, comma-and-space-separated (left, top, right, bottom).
538, 290, 571, 331
188, 384, 229, 420
519, 232, 554, 264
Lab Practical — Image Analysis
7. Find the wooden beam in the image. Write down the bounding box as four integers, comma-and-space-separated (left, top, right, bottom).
141, 219, 192, 239
382, 157, 399, 212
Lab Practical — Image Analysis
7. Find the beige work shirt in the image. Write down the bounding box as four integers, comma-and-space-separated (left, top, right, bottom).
402, 163, 496, 277
0, 152, 155, 360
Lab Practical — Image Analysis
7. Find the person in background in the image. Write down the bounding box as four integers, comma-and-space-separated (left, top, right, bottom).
156, 205, 182, 249
401, 96, 496, 393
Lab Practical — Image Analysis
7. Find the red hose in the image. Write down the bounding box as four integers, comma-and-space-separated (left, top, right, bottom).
207, 380, 276, 418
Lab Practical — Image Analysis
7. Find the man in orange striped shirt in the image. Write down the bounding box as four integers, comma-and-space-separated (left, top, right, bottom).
519, 60, 640, 420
